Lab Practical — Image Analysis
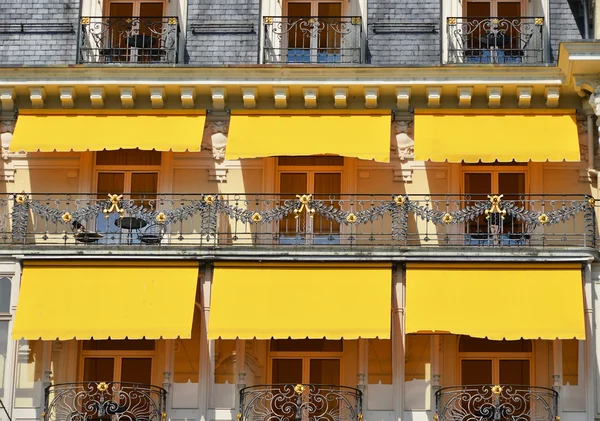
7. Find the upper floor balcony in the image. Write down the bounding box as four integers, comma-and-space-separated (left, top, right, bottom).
263, 16, 363, 64
446, 16, 544, 64
44, 381, 167, 421
4, 192, 596, 250
79, 15, 180, 64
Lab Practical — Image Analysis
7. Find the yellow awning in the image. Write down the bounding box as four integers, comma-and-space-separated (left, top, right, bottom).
406, 263, 585, 340
414, 111, 580, 162
10, 110, 206, 152
12, 261, 199, 340
208, 263, 392, 339
226, 111, 391, 162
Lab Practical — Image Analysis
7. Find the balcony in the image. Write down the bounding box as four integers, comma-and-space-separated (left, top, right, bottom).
239, 384, 362, 421
79, 16, 180, 64
436, 385, 558, 421
263, 16, 362, 64
3, 193, 596, 249
44, 381, 167, 421
446, 17, 544, 64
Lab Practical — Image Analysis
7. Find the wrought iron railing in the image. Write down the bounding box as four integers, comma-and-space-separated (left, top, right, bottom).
435, 385, 558, 421
447, 17, 544, 64
79, 16, 180, 64
263, 16, 362, 64
239, 384, 362, 421
3, 193, 596, 248
44, 381, 167, 421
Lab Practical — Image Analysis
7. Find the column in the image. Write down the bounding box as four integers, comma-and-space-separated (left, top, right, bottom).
392, 265, 405, 421
584, 262, 596, 421
198, 265, 214, 421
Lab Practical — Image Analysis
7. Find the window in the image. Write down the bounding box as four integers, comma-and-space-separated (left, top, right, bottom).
80, 339, 156, 385
263, 0, 361, 64
269, 339, 343, 384
462, 165, 527, 245
459, 336, 532, 386
93, 150, 161, 243
105, 0, 167, 62
463, 0, 527, 64
278, 157, 343, 245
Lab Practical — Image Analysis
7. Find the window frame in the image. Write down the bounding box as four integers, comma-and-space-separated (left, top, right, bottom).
463, 0, 525, 17
79, 343, 156, 384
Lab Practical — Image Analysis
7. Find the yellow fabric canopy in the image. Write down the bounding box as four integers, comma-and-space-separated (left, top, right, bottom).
208, 263, 392, 339
10, 111, 206, 152
414, 111, 580, 162
226, 112, 391, 162
405, 263, 585, 340
12, 261, 199, 340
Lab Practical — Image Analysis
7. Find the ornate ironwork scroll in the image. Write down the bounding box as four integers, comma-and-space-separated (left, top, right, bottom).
435, 384, 558, 421
44, 381, 167, 421
447, 17, 544, 64
239, 384, 362, 421
79, 16, 180, 64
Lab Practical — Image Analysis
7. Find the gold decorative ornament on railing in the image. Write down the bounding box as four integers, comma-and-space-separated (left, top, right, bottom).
102, 194, 124, 218
294, 195, 315, 219
485, 195, 506, 220
294, 384, 305, 394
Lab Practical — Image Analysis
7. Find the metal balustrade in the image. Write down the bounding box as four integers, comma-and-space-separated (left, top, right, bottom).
44, 381, 167, 421
263, 16, 362, 64
447, 17, 544, 64
2, 193, 596, 248
239, 384, 363, 421
435, 385, 558, 421
79, 16, 180, 64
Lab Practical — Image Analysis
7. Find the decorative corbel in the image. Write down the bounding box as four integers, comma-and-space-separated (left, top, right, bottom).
119, 87, 135, 108
304, 87, 318, 109
59, 87, 76, 108
202, 120, 230, 183
150, 87, 165, 108
457, 87, 473, 108
0, 88, 15, 111
396, 87, 411, 111
89, 87, 105, 108
334, 87, 347, 109
274, 88, 288, 109
487, 87, 502, 108
29, 87, 45, 108
180, 87, 196, 108
211, 87, 226, 110
427, 87, 441, 108
517, 86, 532, 108
364, 88, 378, 109
242, 87, 257, 109
545, 87, 560, 108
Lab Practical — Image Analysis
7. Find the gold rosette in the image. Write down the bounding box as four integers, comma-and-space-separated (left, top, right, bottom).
294, 384, 305, 394
61, 212, 72, 223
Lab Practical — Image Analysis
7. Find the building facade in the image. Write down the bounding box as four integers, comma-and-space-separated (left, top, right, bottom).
0, 2, 599, 421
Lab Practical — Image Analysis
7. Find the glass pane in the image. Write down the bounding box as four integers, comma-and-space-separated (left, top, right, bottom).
309, 359, 340, 384
131, 172, 158, 206
498, 173, 526, 233
109, 2, 133, 16
466, 1, 490, 16
140, 2, 163, 17
461, 360, 492, 384
0, 278, 10, 313
464, 173, 491, 234
272, 359, 303, 384
97, 172, 125, 197
563, 339, 579, 386
279, 173, 308, 237
459, 337, 532, 353
270, 339, 343, 352
497, 2, 521, 17
0, 322, 7, 399
96, 150, 161, 166
314, 173, 341, 236
83, 358, 115, 381
287, 3, 312, 54
368, 339, 392, 384
499, 360, 530, 385
82, 339, 156, 351
278, 156, 344, 166
317, 3, 342, 54
121, 358, 152, 384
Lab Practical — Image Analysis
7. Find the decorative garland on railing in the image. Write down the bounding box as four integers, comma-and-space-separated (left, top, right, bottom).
10, 193, 596, 243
